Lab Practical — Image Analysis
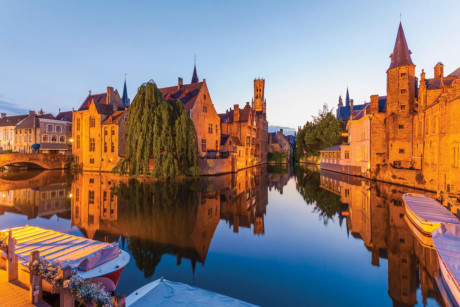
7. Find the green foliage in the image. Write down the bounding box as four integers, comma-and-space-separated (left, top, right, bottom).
267, 152, 288, 164
113, 81, 200, 178
296, 104, 342, 160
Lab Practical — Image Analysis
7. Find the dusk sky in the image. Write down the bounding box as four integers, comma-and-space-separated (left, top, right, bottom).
1, 1, 459, 128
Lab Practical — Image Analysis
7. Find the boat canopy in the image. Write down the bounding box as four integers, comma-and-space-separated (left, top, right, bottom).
1, 226, 120, 271
403, 194, 460, 225
433, 224, 460, 289
127, 279, 257, 307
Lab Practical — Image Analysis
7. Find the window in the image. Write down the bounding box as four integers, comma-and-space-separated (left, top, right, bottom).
203, 94, 207, 101
76, 135, 80, 149
401, 73, 407, 77
55, 125, 62, 133
208, 124, 212, 134
75, 188, 80, 202
51, 135, 57, 143
42, 134, 49, 142
398, 124, 404, 130
399, 148, 405, 154
252, 138, 255, 145
215, 140, 218, 150
104, 142, 107, 153
203, 106, 207, 113
246, 137, 250, 145
104, 128, 108, 136
345, 151, 350, 159
90, 117, 96, 128
59, 135, 65, 143
88, 191, 95, 204
89, 138, 96, 151
89, 158, 94, 164
400, 89, 407, 94
111, 128, 115, 136
215, 125, 218, 134
201, 139, 206, 152
76, 119, 80, 131
111, 142, 114, 153
47, 125, 53, 132
400, 105, 406, 110
103, 191, 107, 202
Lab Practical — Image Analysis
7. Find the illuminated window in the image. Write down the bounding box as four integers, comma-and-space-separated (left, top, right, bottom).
208, 124, 212, 134
89, 138, 96, 151
76, 118, 80, 131
90, 117, 96, 128
42, 134, 49, 142
201, 139, 206, 152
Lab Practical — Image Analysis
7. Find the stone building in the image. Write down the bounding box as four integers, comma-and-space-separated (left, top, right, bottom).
336, 88, 366, 126
160, 65, 221, 157
72, 86, 126, 171
0, 113, 27, 151
368, 22, 460, 193
14, 111, 72, 154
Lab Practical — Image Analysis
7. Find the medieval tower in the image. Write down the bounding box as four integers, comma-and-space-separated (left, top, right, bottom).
254, 78, 265, 113
386, 23, 418, 167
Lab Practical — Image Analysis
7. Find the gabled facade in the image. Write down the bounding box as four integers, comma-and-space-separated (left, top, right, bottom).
72, 86, 126, 171
160, 78, 221, 156
0, 113, 28, 151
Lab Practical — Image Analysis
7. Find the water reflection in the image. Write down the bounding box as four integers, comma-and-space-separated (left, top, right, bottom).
0, 166, 448, 306
301, 168, 442, 306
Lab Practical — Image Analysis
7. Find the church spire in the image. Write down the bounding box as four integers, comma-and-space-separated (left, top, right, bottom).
338, 95, 343, 107
191, 56, 199, 84
389, 22, 414, 69
345, 88, 350, 107
122, 74, 130, 107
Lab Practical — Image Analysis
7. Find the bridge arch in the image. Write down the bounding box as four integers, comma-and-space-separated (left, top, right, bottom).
0, 153, 72, 170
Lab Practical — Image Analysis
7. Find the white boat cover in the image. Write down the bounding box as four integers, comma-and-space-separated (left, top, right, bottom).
0, 226, 119, 271
129, 279, 258, 307
433, 224, 460, 290
403, 194, 460, 225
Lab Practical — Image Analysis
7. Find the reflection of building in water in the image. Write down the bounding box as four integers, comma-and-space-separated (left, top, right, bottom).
0, 171, 71, 219
319, 170, 442, 306
220, 167, 268, 235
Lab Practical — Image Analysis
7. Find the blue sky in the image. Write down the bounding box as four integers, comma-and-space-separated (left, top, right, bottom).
0, 1, 459, 128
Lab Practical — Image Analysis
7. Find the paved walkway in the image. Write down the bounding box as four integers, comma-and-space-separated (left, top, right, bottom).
0, 269, 50, 307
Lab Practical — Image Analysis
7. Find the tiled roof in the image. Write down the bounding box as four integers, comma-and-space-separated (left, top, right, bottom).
389, 23, 414, 69
448, 67, 460, 78
102, 110, 125, 125
159, 82, 203, 112
321, 145, 342, 152
351, 103, 370, 121
221, 134, 243, 147
218, 105, 254, 124
0, 115, 28, 127
56, 111, 73, 122
426, 78, 456, 90
78, 93, 107, 111
16, 114, 55, 129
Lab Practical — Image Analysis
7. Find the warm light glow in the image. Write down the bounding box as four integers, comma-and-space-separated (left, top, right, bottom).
68, 193, 73, 198
2, 194, 5, 198
69, 138, 74, 143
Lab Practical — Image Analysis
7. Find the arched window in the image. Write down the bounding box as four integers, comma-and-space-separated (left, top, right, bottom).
59, 136, 66, 143
51, 135, 57, 143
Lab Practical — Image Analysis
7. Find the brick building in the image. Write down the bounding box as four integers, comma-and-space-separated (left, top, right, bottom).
0, 113, 27, 151
72, 86, 127, 171
160, 66, 221, 156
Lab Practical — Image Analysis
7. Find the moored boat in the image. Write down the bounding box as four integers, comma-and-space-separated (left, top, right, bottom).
403, 193, 460, 235
404, 215, 434, 249
0, 226, 129, 292
125, 278, 258, 306
432, 223, 460, 306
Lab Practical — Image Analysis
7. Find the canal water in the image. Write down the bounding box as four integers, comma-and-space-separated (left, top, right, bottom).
0, 165, 445, 306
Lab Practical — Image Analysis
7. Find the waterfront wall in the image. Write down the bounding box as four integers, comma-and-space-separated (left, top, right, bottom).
199, 157, 236, 175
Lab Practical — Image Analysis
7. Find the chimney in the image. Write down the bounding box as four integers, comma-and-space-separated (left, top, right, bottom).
29, 110, 36, 116
370, 95, 379, 113
280, 129, 284, 135
178, 77, 183, 89
434, 62, 444, 79
106, 86, 113, 104
350, 99, 354, 120
246, 101, 250, 107
233, 104, 240, 122
1, 113, 6, 119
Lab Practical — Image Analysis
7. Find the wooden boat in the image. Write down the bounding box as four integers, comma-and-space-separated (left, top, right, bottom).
0, 226, 129, 292
403, 193, 460, 235
404, 215, 434, 249
432, 224, 460, 306
126, 278, 258, 306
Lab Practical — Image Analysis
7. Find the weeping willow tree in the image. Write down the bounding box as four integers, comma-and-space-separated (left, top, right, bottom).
114, 81, 200, 178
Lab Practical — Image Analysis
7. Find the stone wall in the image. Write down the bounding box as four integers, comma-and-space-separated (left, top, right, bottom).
199, 156, 236, 175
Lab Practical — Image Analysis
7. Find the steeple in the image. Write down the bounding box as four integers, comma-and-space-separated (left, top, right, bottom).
338, 95, 343, 107
122, 74, 130, 107
191, 56, 199, 84
345, 88, 350, 107
389, 22, 414, 70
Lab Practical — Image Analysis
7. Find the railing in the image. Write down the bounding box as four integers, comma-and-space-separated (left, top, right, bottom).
1, 230, 126, 307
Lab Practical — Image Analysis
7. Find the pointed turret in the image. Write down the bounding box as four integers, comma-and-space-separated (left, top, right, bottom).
345, 88, 350, 107
338, 95, 343, 107
191, 60, 199, 84
121, 76, 130, 107
389, 23, 414, 70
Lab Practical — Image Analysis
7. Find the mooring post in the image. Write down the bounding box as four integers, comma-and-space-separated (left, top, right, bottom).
7, 230, 18, 282
60, 266, 74, 307
29, 250, 42, 304
113, 293, 126, 307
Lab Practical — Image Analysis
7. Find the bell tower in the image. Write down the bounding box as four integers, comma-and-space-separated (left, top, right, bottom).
254, 78, 265, 112
386, 22, 417, 167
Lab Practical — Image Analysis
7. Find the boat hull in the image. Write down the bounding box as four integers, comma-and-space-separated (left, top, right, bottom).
404, 200, 441, 235
437, 252, 460, 306
404, 215, 434, 248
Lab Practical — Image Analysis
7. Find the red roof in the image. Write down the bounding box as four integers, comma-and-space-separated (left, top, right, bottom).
159, 82, 203, 112
219, 104, 254, 124
102, 110, 126, 125
78, 93, 107, 111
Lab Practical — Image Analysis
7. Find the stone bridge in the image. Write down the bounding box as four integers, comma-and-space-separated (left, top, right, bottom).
0, 153, 73, 170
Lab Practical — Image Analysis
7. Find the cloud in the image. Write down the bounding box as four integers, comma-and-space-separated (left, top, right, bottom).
0, 99, 30, 115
